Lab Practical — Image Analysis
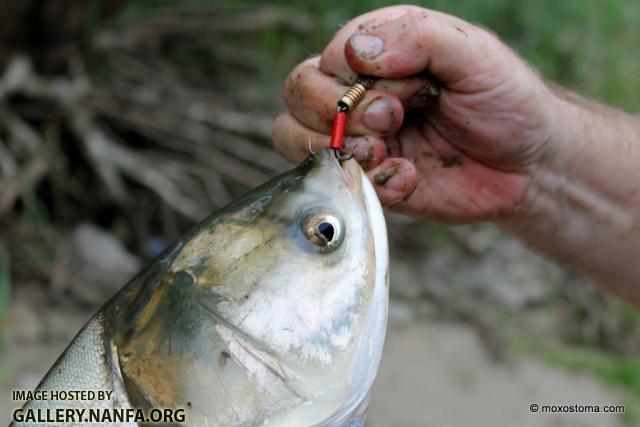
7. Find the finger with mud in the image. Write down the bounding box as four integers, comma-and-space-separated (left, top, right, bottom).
272, 112, 387, 169
284, 57, 404, 135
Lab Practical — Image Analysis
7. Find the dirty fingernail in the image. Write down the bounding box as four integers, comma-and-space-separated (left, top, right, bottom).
363, 97, 394, 132
346, 140, 374, 169
349, 34, 384, 60
374, 164, 407, 192
346, 136, 385, 170
374, 168, 396, 185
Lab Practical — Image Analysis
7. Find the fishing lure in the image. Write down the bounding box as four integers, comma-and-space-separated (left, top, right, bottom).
330, 76, 377, 159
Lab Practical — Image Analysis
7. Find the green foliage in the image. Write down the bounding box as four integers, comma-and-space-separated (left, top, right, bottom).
212, 0, 640, 111
0, 246, 10, 318
114, 0, 640, 109
510, 318, 640, 423
543, 347, 640, 424
0, 244, 10, 383
557, 286, 640, 356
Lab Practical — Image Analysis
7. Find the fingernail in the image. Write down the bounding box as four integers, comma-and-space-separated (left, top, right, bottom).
346, 136, 385, 170
363, 97, 394, 132
349, 34, 384, 60
345, 138, 373, 169
374, 164, 407, 192
374, 168, 396, 185
373, 164, 409, 191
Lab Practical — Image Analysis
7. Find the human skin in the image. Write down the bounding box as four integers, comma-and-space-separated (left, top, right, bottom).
271, 5, 640, 306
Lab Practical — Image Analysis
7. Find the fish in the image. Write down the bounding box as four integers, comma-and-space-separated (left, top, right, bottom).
12, 148, 389, 427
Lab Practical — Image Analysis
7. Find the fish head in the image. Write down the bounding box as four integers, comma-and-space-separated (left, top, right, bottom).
110, 148, 388, 426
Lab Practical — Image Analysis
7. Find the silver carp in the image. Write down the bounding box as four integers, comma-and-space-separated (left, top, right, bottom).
13, 149, 389, 427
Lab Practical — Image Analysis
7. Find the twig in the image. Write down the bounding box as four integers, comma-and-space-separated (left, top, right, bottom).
0, 57, 88, 107
187, 103, 273, 140
0, 137, 18, 177
91, 95, 280, 183
420, 283, 506, 362
96, 6, 313, 49
0, 153, 49, 217
71, 111, 208, 220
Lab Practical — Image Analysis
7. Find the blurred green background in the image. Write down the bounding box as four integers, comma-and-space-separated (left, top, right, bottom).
0, 0, 639, 425
212, 0, 640, 109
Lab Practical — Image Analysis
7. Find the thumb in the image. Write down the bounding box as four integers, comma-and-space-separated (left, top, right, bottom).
344, 9, 498, 87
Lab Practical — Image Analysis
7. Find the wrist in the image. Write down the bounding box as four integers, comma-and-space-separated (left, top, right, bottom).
507, 87, 631, 224
496, 89, 640, 297
494, 89, 575, 226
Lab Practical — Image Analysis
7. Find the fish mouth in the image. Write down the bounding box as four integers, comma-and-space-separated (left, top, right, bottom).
338, 154, 365, 197
310, 148, 365, 203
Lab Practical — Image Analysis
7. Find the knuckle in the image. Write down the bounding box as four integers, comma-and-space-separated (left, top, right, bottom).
271, 114, 291, 145
404, 10, 434, 42
272, 113, 288, 132
283, 71, 301, 104
284, 58, 318, 102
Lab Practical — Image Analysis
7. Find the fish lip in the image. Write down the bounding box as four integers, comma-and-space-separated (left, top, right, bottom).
319, 160, 389, 426
336, 154, 367, 210
340, 157, 365, 194
310, 148, 365, 200
331, 149, 361, 180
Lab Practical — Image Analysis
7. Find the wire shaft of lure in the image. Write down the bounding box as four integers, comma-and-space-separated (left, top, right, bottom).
330, 76, 377, 155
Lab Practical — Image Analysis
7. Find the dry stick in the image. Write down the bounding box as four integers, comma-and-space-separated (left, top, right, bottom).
207, 130, 290, 173
0, 107, 54, 216
0, 57, 89, 106
0, 149, 49, 216
90, 98, 270, 192
91, 95, 282, 180
185, 103, 273, 140
96, 6, 313, 49
72, 111, 208, 220
0, 56, 281, 219
0, 137, 18, 177
419, 284, 506, 362
3, 109, 43, 154
96, 82, 273, 140
0, 61, 250, 214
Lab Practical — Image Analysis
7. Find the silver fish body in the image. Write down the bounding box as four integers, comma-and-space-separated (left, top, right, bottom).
13, 149, 389, 427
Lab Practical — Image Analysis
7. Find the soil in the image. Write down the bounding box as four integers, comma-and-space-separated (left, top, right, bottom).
368, 321, 626, 427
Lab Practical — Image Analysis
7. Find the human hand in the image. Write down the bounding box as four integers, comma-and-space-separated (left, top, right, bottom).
272, 5, 561, 223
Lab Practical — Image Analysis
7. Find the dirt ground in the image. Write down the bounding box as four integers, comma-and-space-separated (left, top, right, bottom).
368, 321, 626, 427
1, 301, 627, 426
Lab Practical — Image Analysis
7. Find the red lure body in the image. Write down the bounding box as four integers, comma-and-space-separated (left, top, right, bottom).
329, 111, 347, 151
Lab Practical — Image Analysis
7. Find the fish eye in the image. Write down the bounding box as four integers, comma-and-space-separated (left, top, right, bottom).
300, 209, 343, 250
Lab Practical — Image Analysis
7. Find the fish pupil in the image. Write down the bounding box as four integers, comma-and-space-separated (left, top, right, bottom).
317, 222, 335, 242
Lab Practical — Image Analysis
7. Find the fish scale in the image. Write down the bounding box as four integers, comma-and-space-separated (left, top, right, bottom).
14, 314, 134, 427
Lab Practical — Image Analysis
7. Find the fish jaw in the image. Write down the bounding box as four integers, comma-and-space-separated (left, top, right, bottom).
337, 162, 389, 424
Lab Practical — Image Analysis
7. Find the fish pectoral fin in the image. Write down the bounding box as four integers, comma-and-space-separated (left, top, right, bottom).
197, 299, 307, 402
